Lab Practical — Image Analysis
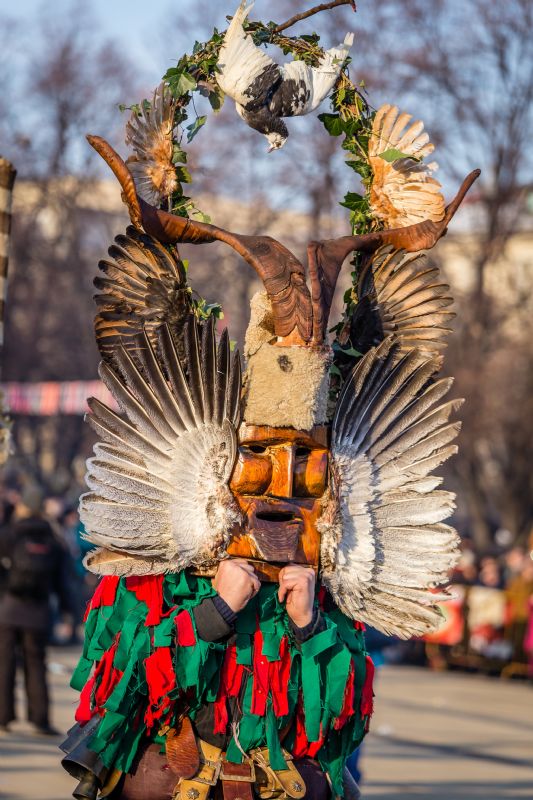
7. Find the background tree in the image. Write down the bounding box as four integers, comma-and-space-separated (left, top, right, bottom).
1, 0, 532, 548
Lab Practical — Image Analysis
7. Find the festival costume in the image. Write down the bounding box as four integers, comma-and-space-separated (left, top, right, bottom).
60, 3, 479, 798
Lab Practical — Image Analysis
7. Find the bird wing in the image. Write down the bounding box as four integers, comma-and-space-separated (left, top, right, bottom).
94, 225, 191, 363
369, 104, 446, 227
348, 245, 455, 363
80, 318, 242, 576
125, 83, 177, 206
217, 1, 280, 108
320, 338, 461, 638
276, 34, 353, 117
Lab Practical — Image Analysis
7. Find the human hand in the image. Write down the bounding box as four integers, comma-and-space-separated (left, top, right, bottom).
278, 564, 316, 628
212, 559, 261, 613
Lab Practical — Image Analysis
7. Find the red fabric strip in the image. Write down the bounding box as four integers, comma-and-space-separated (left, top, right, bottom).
292, 697, 309, 758
126, 575, 165, 626
269, 635, 291, 717
75, 676, 96, 723
292, 696, 326, 758
175, 610, 197, 646
144, 647, 176, 730
354, 621, 366, 631
74, 636, 123, 722
360, 654, 375, 730
251, 628, 269, 716
213, 644, 244, 735
84, 576, 120, 621
333, 660, 355, 730
94, 637, 123, 710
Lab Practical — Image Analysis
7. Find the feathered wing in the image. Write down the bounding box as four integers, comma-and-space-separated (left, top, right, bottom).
94, 225, 191, 363
369, 104, 446, 227
125, 83, 177, 206
279, 34, 353, 116
217, 1, 280, 107
80, 318, 242, 576
349, 245, 455, 362
320, 338, 461, 638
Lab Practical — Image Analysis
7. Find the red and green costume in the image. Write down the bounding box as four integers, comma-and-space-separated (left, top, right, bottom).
71, 573, 374, 795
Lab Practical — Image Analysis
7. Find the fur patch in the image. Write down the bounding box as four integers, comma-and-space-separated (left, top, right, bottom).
243, 292, 332, 430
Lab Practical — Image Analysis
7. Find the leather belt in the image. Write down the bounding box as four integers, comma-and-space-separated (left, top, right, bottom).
173, 740, 307, 800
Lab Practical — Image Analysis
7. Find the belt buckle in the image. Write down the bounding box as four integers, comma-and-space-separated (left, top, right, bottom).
220, 760, 256, 783
195, 757, 222, 786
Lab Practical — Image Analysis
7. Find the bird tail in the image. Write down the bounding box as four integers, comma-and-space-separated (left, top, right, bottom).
225, 1, 255, 40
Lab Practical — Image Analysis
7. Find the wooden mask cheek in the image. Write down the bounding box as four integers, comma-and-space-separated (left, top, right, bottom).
293, 450, 328, 497
230, 452, 272, 496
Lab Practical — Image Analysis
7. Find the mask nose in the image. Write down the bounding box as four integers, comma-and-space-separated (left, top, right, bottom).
267, 445, 295, 499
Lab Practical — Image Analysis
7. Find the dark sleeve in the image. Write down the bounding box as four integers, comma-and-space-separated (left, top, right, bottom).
0, 525, 15, 594
192, 595, 237, 642
290, 608, 327, 643
53, 542, 76, 616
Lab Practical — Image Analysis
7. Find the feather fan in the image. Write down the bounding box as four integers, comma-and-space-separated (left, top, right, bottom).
94, 225, 191, 363
320, 338, 461, 638
80, 317, 242, 576
369, 104, 446, 227
348, 245, 454, 363
125, 82, 177, 206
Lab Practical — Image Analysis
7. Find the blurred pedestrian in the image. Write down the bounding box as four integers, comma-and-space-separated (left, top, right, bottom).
0, 485, 72, 735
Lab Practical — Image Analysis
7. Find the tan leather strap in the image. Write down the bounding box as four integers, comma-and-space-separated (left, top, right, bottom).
250, 747, 307, 800
175, 740, 224, 800
220, 761, 256, 800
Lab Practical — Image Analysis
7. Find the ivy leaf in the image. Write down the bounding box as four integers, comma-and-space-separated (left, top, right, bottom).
164, 69, 197, 97
340, 191, 365, 210
318, 112, 345, 136
208, 87, 225, 112
191, 209, 212, 224
172, 146, 187, 165
378, 148, 420, 163
176, 166, 192, 184
332, 341, 362, 359
186, 115, 207, 142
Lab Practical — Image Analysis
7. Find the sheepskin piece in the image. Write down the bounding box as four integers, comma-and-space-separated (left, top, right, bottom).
243, 292, 332, 431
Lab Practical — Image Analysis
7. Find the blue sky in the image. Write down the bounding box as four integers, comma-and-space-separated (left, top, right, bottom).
11, 0, 238, 87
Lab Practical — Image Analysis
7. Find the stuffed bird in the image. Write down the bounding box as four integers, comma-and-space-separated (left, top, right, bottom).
217, 1, 353, 150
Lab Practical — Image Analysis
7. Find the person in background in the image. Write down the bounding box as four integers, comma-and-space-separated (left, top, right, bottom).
503, 546, 526, 584
506, 556, 533, 664
0, 485, 72, 735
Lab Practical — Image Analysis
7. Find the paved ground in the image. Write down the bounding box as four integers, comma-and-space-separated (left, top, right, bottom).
1, 649, 532, 799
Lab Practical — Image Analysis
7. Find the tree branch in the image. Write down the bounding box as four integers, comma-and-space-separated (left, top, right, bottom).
274, 0, 356, 34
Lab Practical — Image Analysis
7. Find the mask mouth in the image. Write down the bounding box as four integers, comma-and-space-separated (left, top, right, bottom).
248, 501, 303, 562
255, 510, 299, 524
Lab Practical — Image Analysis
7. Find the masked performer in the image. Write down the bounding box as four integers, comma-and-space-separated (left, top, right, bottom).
60, 25, 479, 800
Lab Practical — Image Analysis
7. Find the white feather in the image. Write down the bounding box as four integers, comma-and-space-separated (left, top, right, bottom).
217, 1, 277, 106
281, 33, 354, 116
80, 324, 242, 575
321, 339, 461, 639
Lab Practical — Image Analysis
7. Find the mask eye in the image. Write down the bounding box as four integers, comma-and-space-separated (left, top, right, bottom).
294, 450, 328, 498
244, 444, 268, 455
230, 445, 272, 495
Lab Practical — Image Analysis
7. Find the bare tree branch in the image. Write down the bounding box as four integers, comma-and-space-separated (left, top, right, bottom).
274, 0, 356, 33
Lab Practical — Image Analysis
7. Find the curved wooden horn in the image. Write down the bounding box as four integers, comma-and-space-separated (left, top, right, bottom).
308, 169, 481, 340
87, 135, 313, 342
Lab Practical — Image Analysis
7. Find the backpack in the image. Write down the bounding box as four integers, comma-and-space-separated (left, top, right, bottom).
6, 518, 59, 601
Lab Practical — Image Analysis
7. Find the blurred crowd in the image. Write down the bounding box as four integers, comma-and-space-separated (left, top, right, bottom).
0, 484, 97, 645
421, 537, 533, 677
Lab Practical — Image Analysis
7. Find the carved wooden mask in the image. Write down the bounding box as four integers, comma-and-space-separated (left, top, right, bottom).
227, 424, 329, 581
